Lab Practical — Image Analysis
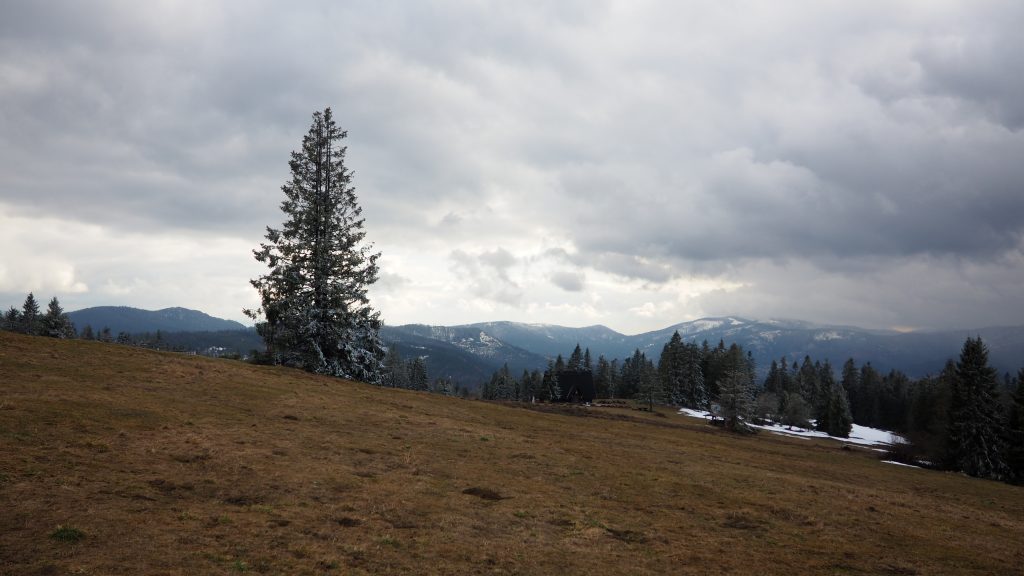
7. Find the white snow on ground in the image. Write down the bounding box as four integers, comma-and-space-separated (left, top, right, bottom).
676, 408, 904, 447
881, 460, 921, 469
678, 408, 712, 419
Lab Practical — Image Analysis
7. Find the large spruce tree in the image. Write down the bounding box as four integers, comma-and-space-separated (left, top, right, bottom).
946, 337, 1006, 479
247, 108, 384, 383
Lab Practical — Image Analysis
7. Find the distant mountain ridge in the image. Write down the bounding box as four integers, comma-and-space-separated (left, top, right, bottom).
386, 316, 1024, 381
67, 306, 247, 334
64, 306, 1024, 386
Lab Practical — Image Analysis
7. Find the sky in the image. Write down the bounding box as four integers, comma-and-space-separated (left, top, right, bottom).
2, 1, 1023, 335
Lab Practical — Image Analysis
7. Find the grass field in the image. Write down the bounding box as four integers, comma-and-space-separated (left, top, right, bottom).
1, 331, 1023, 575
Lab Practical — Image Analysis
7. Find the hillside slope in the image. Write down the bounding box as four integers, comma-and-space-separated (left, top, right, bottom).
1, 332, 1022, 575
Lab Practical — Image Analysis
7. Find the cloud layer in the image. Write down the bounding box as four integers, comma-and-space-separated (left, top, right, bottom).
2, 1, 1022, 333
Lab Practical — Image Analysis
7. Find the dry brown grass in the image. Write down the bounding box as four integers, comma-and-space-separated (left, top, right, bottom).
1, 331, 1023, 575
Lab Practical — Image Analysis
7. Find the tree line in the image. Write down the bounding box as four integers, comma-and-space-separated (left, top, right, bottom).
2, 293, 75, 339
479, 331, 1024, 484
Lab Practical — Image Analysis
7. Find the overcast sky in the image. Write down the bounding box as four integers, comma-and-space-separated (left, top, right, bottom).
2, 1, 1023, 334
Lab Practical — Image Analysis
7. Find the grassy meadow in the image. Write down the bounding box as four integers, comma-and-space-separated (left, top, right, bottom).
1, 331, 1022, 575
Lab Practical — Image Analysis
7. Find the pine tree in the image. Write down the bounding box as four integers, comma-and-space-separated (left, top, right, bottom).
595, 355, 612, 398
1004, 369, 1024, 483
763, 359, 781, 395
19, 293, 41, 335
41, 297, 75, 338
246, 108, 384, 383
682, 343, 708, 409
583, 348, 592, 372
80, 324, 95, 340
567, 344, 583, 371
408, 357, 429, 391
659, 331, 686, 404
947, 337, 1007, 479
383, 345, 409, 388
635, 355, 664, 412
795, 356, 821, 409
485, 364, 515, 401
2, 306, 20, 332
780, 392, 812, 429
857, 363, 883, 427
840, 358, 859, 414
816, 365, 854, 438
718, 369, 755, 433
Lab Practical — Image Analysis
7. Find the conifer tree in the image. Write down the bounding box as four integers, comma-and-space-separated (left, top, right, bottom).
718, 369, 755, 433
635, 355, 664, 412
1004, 369, 1024, 483
408, 357, 429, 391
383, 345, 409, 388
41, 297, 75, 338
19, 293, 41, 335
246, 108, 384, 382
780, 392, 812, 429
80, 324, 95, 340
567, 344, 583, 371
816, 363, 854, 438
856, 363, 884, 427
947, 337, 1006, 479
763, 359, 782, 395
595, 355, 612, 398
608, 359, 621, 399
2, 306, 19, 332
659, 331, 686, 404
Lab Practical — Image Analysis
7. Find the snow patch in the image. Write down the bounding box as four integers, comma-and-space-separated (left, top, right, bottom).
881, 460, 920, 469
676, 409, 903, 447
813, 330, 844, 341
683, 319, 724, 334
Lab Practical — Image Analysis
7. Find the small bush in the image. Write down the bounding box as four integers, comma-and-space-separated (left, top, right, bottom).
50, 525, 85, 543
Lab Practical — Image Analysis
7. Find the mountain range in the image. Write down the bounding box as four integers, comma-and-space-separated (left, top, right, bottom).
67, 306, 247, 334
383, 317, 1024, 383
65, 306, 1024, 385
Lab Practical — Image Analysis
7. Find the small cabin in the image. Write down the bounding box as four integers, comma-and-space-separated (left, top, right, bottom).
557, 369, 596, 403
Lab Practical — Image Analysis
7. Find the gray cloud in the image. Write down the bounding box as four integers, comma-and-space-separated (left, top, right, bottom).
2, 1, 1023, 330
550, 270, 585, 292
449, 248, 522, 306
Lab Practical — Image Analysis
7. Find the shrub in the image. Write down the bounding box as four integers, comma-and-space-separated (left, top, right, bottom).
50, 525, 85, 543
